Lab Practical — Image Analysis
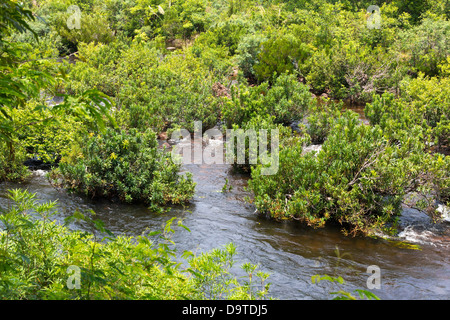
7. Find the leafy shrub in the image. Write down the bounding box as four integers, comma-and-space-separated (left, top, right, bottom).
263, 72, 312, 124
52, 128, 195, 211
222, 73, 311, 127
0, 140, 29, 182
222, 82, 269, 128
0, 189, 271, 300
253, 30, 310, 83
248, 111, 437, 236
226, 114, 292, 174
235, 33, 267, 81
196, 17, 250, 56
0, 1, 113, 182
68, 41, 221, 134
396, 18, 450, 77
365, 74, 450, 152
303, 99, 343, 144
11, 101, 82, 165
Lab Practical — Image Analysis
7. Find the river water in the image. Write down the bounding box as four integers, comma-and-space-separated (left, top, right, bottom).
1, 154, 449, 300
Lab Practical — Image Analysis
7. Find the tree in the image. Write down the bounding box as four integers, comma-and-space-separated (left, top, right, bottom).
0, 0, 114, 181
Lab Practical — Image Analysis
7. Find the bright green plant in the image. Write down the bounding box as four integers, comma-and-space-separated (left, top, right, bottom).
0, 189, 272, 300
396, 18, 450, 76
365, 74, 450, 153
68, 40, 221, 135
263, 72, 312, 124
253, 30, 310, 83
226, 114, 291, 174
222, 82, 269, 128
11, 100, 82, 165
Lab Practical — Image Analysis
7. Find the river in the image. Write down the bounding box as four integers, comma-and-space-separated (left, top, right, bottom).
1, 154, 449, 300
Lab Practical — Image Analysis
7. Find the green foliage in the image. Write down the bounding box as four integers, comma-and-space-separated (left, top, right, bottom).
2, 0, 449, 244
235, 33, 267, 81
365, 74, 450, 153
0, 0, 36, 41
222, 73, 311, 128
51, 7, 114, 47
226, 114, 291, 173
222, 82, 269, 129
304, 99, 343, 144
11, 100, 82, 164
254, 30, 310, 83
0, 0, 115, 181
263, 72, 312, 124
0, 189, 272, 299
396, 19, 450, 77
0, 140, 29, 182
67, 40, 221, 135
53, 128, 196, 210
249, 111, 439, 236
188, 243, 271, 300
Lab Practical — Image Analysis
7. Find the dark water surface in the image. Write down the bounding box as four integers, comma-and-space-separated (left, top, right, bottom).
1, 163, 449, 300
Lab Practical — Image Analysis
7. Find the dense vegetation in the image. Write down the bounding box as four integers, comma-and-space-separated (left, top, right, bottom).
0, 189, 270, 299
0, 0, 449, 299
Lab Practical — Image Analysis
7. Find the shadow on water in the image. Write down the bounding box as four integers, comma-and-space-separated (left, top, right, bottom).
1, 161, 449, 299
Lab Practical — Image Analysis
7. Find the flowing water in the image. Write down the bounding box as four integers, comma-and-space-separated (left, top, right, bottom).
1, 156, 449, 300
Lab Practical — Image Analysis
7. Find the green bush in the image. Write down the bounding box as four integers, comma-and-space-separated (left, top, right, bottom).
253, 30, 310, 83
68, 41, 221, 135
235, 33, 267, 81
248, 111, 437, 236
304, 99, 343, 144
52, 128, 195, 211
222, 82, 269, 128
226, 114, 292, 174
263, 72, 312, 124
0, 189, 271, 300
0, 140, 30, 182
396, 18, 450, 77
11, 101, 82, 165
365, 74, 450, 152
222, 73, 311, 128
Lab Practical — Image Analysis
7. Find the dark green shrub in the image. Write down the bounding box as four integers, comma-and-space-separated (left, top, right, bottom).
396, 19, 450, 77
53, 128, 195, 210
263, 72, 312, 124
248, 111, 435, 236
226, 114, 292, 174
222, 82, 269, 128
235, 33, 267, 81
253, 31, 310, 83
0, 140, 29, 182
304, 99, 343, 144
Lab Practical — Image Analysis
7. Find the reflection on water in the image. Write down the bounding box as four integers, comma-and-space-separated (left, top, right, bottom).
1, 165, 449, 300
